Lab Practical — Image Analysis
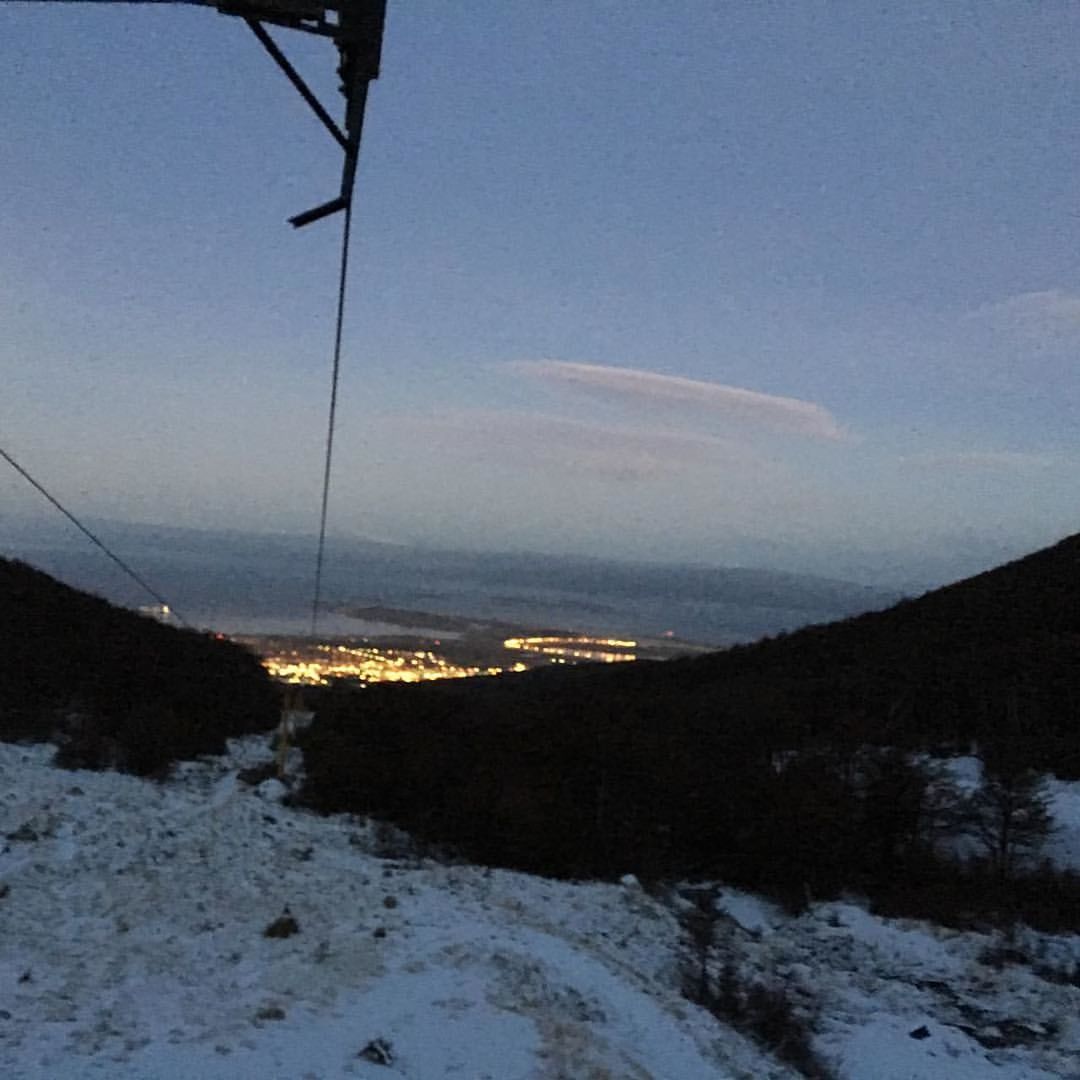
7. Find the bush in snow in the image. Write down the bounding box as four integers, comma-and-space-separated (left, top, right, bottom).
684, 958, 834, 1080
676, 892, 835, 1079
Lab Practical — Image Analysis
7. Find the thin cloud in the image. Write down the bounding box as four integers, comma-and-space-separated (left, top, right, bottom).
898, 450, 1059, 473
968, 289, 1080, 335
511, 360, 847, 441
382, 409, 780, 483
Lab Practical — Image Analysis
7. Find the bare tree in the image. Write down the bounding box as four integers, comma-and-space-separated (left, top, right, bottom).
965, 755, 1053, 880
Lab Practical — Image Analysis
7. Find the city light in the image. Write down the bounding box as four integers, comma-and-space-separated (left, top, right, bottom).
502, 635, 638, 663
258, 642, 514, 686
241, 628, 663, 688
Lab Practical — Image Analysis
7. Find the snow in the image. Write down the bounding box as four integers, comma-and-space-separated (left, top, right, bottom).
714, 888, 781, 936
800, 903, 1074, 1080
1045, 777, 1080, 872
712, 895, 1079, 1079
833, 1016, 1049, 1080
2, 737, 1079, 1079
0, 740, 768, 1079
813, 902, 962, 975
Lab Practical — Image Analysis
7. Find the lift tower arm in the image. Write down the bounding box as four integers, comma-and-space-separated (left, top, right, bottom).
6, 0, 387, 226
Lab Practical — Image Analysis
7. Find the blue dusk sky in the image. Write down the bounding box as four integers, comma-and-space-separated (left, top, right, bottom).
2, 0, 1079, 579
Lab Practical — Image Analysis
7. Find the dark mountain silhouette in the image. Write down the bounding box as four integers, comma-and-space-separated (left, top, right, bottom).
0, 557, 277, 773
670, 528, 1080, 765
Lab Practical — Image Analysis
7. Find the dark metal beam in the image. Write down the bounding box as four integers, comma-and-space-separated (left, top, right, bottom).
245, 17, 348, 151
288, 194, 348, 228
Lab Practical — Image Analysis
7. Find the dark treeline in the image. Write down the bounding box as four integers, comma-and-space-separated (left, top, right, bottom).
0, 558, 277, 773
677, 531, 1080, 777
299, 534, 1080, 929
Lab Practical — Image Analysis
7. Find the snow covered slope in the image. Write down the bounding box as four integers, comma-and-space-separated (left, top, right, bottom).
1, 738, 1078, 1079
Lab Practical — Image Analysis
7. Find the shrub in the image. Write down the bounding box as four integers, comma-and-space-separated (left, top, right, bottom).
684, 960, 833, 1079
677, 896, 834, 1079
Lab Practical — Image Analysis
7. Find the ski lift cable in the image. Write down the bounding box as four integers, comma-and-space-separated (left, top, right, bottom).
310, 197, 354, 637
0, 442, 191, 627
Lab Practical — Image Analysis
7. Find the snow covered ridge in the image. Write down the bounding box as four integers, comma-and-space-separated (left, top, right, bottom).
1, 738, 1078, 1080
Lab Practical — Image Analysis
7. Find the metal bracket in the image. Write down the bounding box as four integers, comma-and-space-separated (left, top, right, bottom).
227, 1, 385, 226
9, 0, 386, 227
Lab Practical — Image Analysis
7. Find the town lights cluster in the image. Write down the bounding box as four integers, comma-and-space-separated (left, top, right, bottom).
503, 636, 637, 663
262, 643, 528, 686
245, 627, 654, 689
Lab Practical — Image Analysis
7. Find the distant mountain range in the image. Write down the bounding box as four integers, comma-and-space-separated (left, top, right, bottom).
1, 516, 900, 643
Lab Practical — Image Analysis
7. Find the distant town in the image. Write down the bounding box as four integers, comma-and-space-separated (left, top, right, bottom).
234, 606, 710, 686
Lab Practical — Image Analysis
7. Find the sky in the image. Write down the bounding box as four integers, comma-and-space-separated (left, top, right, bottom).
3, 0, 1080, 581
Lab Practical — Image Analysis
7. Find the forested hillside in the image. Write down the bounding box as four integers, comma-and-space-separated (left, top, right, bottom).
0, 557, 277, 773
678, 530, 1080, 772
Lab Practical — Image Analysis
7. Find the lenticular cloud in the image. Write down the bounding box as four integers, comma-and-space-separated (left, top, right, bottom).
513, 361, 846, 441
